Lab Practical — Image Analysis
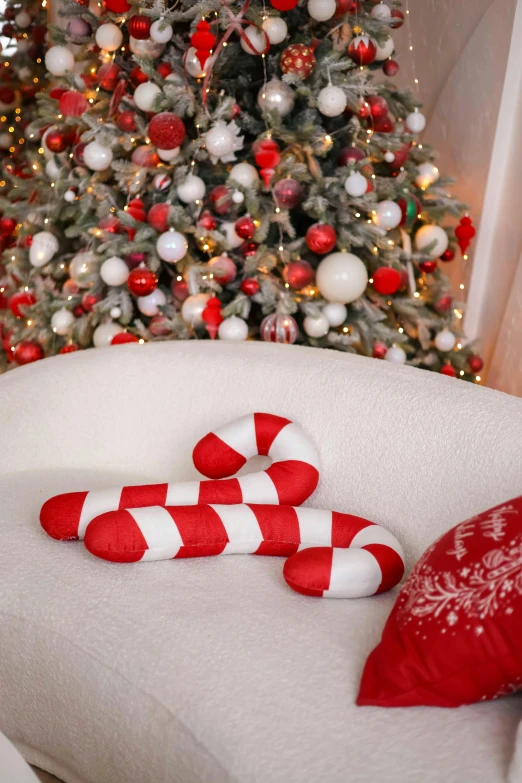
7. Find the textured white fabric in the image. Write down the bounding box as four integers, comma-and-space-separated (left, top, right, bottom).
1, 342, 522, 783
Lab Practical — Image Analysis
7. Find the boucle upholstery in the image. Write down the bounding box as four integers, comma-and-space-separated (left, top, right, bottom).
1, 342, 522, 783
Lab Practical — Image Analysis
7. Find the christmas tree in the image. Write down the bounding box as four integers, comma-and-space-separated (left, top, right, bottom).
0, 0, 484, 381
0, 0, 47, 319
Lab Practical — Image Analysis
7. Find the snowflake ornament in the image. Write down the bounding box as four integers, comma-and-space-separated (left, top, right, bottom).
205, 120, 244, 164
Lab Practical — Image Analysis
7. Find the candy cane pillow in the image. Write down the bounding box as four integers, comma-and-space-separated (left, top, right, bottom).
39, 412, 405, 600
357, 495, 522, 707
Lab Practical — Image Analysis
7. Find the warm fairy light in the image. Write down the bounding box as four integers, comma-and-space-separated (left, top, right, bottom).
463, 254, 468, 261
460, 284, 465, 290
398, 327, 404, 333
369, 278, 373, 283
38, 147, 44, 154
343, 327, 349, 333
476, 376, 482, 382
139, 339, 145, 344
8, 126, 14, 132
284, 283, 289, 288
275, 208, 280, 213
27, 320, 32, 326
414, 292, 420, 298
460, 370, 465, 376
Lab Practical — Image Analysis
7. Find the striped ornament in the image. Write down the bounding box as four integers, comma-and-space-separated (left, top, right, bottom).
40, 413, 320, 541
84, 504, 405, 598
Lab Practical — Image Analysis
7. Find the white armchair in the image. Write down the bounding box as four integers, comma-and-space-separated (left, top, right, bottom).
1, 342, 521, 783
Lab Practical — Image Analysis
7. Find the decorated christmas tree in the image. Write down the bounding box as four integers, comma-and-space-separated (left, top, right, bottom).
0, 0, 484, 381
0, 0, 48, 317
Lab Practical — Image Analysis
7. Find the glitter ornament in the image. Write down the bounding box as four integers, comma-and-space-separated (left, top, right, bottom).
317, 84, 347, 117
260, 313, 298, 344
147, 112, 185, 150
280, 43, 316, 78
128, 267, 158, 297
308, 0, 336, 21
117, 111, 136, 132
262, 17, 288, 45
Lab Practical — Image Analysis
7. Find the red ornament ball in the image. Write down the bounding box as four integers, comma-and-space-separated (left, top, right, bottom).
149, 314, 171, 336
2, 23, 14, 38
240, 241, 258, 258
366, 95, 389, 121
441, 363, 456, 378
72, 304, 85, 317
468, 354, 484, 373
45, 129, 67, 153
435, 294, 452, 313
14, 340, 43, 365
148, 203, 172, 233
235, 216, 256, 240
440, 248, 455, 263
209, 185, 232, 215
81, 292, 101, 312
32, 24, 48, 44
198, 210, 217, 231
130, 66, 148, 86
306, 223, 337, 255
335, 0, 360, 14
3, 8, 15, 20
260, 313, 298, 344
270, 0, 299, 9
372, 267, 401, 295
280, 44, 316, 79
117, 111, 136, 132
373, 114, 395, 133
171, 278, 189, 302
104, 0, 130, 10
0, 87, 15, 104
241, 278, 260, 297
128, 267, 158, 297
156, 62, 172, 79
147, 112, 186, 151
112, 332, 139, 345
59, 344, 81, 354
373, 342, 388, 359
386, 143, 409, 170
72, 142, 87, 165
383, 59, 399, 77
419, 260, 437, 274
348, 36, 377, 66
9, 291, 36, 318
98, 63, 120, 91
59, 91, 88, 117
127, 198, 146, 222
0, 217, 16, 236
128, 15, 151, 40
338, 146, 365, 167
274, 178, 302, 209
390, 9, 405, 28
283, 260, 314, 289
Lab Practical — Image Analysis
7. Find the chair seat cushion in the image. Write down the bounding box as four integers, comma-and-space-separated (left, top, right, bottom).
1, 470, 521, 783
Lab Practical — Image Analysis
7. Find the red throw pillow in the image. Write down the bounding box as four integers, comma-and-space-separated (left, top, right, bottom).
358, 495, 522, 708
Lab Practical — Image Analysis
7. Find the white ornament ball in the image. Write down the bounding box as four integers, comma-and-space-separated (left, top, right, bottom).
415, 161, 439, 189
206, 125, 235, 160
406, 111, 426, 134
110, 306, 122, 319
414, 224, 448, 258
218, 316, 249, 341
258, 78, 295, 117
15, 10, 32, 28
153, 173, 172, 192
29, 231, 59, 268
51, 309, 74, 336
156, 230, 188, 263
303, 314, 329, 338
373, 200, 402, 230
232, 190, 245, 204
371, 3, 392, 21
384, 151, 395, 163
133, 82, 162, 112
157, 146, 180, 162
137, 288, 167, 317
83, 141, 113, 172
64, 189, 76, 203
221, 221, 244, 250
100, 256, 129, 286
186, 47, 209, 78
323, 302, 347, 327
177, 174, 206, 204
93, 322, 123, 348
240, 25, 269, 55
434, 329, 456, 352
45, 46, 75, 77
229, 162, 259, 189
95, 23, 123, 53
150, 19, 173, 44
0, 132, 12, 149
181, 293, 211, 327
69, 251, 99, 287
308, 0, 336, 21
316, 252, 368, 304
129, 37, 165, 58
344, 172, 367, 198
317, 85, 347, 117
374, 35, 394, 61
385, 345, 406, 364
262, 17, 288, 45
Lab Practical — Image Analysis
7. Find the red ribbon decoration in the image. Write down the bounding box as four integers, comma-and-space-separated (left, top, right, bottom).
198, 0, 269, 114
